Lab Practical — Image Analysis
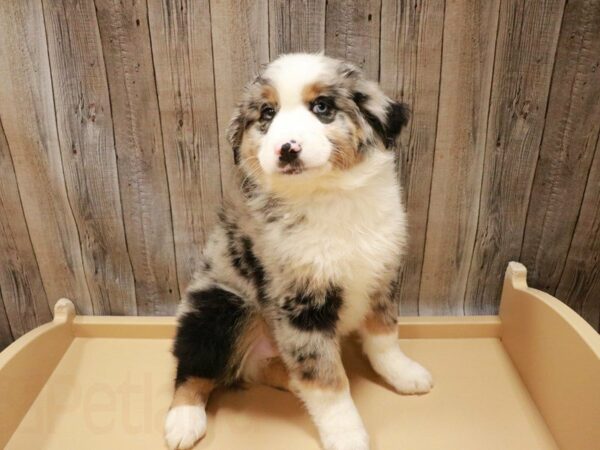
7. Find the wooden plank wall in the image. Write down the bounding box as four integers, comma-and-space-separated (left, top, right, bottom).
0, 0, 598, 348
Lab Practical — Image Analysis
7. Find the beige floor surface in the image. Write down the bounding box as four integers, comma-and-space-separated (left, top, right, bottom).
6, 336, 557, 450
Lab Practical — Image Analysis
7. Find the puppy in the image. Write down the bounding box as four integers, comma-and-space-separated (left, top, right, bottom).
164, 53, 433, 450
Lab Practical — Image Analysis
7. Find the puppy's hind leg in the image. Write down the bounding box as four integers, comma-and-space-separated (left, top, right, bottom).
165, 286, 248, 449
165, 377, 214, 450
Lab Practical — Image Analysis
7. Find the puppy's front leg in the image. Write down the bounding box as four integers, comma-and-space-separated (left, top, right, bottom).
360, 295, 433, 395
275, 327, 368, 450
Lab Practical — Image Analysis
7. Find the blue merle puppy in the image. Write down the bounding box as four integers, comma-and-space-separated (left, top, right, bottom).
164, 53, 433, 450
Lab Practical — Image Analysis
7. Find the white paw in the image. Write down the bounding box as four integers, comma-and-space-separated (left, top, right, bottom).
322, 426, 370, 450
164, 405, 206, 449
388, 360, 433, 394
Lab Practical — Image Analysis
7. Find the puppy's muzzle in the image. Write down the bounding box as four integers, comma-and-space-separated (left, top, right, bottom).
277, 140, 302, 165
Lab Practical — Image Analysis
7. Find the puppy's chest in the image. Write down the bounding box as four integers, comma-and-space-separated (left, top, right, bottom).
262, 193, 404, 290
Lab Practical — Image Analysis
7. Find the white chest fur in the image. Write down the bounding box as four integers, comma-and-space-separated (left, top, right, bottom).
262, 153, 407, 334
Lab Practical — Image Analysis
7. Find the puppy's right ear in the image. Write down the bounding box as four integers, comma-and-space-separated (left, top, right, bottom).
227, 107, 245, 165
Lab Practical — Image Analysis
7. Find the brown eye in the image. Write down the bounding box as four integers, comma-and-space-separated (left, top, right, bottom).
260, 105, 276, 121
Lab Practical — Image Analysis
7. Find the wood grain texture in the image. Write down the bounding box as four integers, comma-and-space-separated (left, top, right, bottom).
0, 291, 12, 351
325, 0, 381, 80
0, 0, 598, 340
379, 0, 444, 315
0, 118, 51, 338
42, 0, 137, 315
269, 0, 326, 57
419, 0, 500, 314
148, 0, 223, 293
210, 0, 269, 189
95, 0, 179, 315
556, 137, 600, 330
464, 0, 566, 314
0, 0, 93, 314
521, 0, 600, 294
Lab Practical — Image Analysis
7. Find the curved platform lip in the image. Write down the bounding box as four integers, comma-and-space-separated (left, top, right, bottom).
503, 261, 600, 357
500, 261, 600, 450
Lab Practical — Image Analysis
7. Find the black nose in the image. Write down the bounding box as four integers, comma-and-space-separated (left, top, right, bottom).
279, 141, 302, 164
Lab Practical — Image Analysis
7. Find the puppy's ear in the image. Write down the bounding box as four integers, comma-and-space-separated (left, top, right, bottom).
227, 107, 245, 165
352, 85, 409, 148
384, 101, 410, 145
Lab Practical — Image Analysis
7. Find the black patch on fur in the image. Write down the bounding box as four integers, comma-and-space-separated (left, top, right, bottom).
173, 288, 246, 385
296, 350, 318, 363
353, 92, 409, 148
283, 286, 342, 334
224, 224, 268, 304
240, 236, 267, 301
386, 102, 410, 143
300, 367, 317, 381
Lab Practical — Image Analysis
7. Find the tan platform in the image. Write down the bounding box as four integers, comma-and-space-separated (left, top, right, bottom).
1, 262, 598, 450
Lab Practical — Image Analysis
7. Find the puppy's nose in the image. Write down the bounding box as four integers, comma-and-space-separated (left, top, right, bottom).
278, 140, 302, 164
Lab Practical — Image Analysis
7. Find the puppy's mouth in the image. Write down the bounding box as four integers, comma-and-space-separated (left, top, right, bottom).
278, 161, 305, 175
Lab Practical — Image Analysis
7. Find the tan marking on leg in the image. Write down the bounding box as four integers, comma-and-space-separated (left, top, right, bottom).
363, 312, 396, 335
258, 357, 290, 391
295, 371, 349, 393
171, 377, 215, 408
293, 354, 349, 392
305, 372, 349, 391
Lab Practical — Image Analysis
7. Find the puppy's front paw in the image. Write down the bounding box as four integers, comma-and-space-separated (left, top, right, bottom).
164, 405, 206, 449
322, 426, 370, 450
389, 360, 433, 395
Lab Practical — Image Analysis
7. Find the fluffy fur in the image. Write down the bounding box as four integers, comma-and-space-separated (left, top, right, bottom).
165, 53, 433, 450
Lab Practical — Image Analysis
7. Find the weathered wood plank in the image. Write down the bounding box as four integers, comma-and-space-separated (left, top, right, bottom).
0, 291, 13, 351
269, 0, 326, 57
0, 0, 93, 314
325, 0, 381, 80
419, 0, 500, 315
556, 138, 600, 331
464, 1, 566, 314
148, 0, 222, 292
0, 118, 51, 338
521, 0, 600, 294
42, 0, 137, 315
95, 0, 179, 315
379, 0, 444, 315
210, 0, 269, 189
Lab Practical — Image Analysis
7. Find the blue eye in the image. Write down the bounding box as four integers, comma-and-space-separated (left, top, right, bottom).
260, 106, 276, 121
311, 99, 331, 115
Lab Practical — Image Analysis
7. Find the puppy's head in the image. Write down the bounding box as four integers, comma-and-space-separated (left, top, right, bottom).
228, 53, 408, 190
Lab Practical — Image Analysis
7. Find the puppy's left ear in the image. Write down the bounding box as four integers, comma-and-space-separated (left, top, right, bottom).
352, 81, 410, 148
227, 107, 245, 165
383, 101, 410, 146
